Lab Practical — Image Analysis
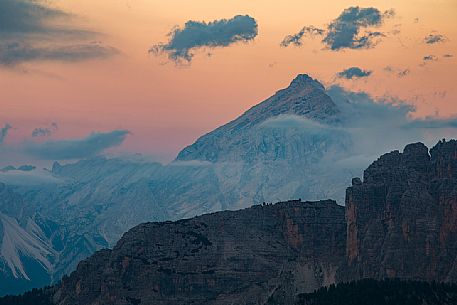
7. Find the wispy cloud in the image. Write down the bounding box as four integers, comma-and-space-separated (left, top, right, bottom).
422, 55, 438, 65
280, 26, 324, 47
32, 128, 51, 138
32, 123, 58, 138
150, 15, 258, 63
0, 42, 118, 67
337, 67, 372, 79
0, 0, 117, 67
424, 33, 448, 44
0, 124, 12, 144
384, 66, 410, 78
23, 130, 130, 160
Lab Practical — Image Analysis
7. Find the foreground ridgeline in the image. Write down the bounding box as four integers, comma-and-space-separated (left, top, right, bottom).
1, 139, 457, 305
54, 200, 346, 305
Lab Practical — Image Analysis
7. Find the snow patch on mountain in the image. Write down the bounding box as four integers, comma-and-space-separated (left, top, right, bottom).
0, 213, 55, 279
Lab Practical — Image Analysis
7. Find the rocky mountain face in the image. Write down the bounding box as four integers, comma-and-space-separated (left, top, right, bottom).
0, 139, 456, 304
52, 200, 346, 305
2, 73, 450, 296
342, 139, 457, 282
176, 74, 345, 163
0, 184, 56, 296
5, 139, 452, 305
1, 74, 361, 296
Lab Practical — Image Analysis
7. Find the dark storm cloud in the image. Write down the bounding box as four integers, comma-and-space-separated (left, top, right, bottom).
323, 7, 393, 50
280, 26, 325, 47
0, 42, 118, 66
150, 15, 258, 62
0, 0, 117, 66
24, 130, 130, 160
337, 67, 372, 79
0, 124, 12, 144
424, 34, 448, 44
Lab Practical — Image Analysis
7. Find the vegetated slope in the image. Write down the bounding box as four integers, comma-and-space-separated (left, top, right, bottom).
296, 279, 457, 305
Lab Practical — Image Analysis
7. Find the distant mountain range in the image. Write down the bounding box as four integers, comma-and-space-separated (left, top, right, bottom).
2, 139, 457, 305
0, 74, 447, 295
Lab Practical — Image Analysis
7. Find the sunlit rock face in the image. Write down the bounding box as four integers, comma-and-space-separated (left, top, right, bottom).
342, 140, 457, 282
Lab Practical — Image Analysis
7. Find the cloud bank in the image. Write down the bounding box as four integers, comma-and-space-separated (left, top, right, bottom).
337, 67, 372, 79
24, 130, 130, 160
253, 85, 457, 173
0, 168, 63, 186
326, 86, 457, 156
0, 0, 117, 66
384, 66, 410, 78
150, 15, 258, 62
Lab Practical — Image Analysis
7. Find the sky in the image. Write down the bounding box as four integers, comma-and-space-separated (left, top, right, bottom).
0, 0, 456, 164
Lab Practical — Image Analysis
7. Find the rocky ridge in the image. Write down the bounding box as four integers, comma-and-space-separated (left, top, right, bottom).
52, 200, 346, 305
176, 74, 345, 163
342, 139, 457, 282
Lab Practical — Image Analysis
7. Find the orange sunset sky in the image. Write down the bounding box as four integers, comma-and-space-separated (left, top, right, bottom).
1, 0, 456, 162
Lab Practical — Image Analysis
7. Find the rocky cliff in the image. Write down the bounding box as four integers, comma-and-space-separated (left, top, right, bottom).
342, 139, 457, 282
52, 200, 346, 305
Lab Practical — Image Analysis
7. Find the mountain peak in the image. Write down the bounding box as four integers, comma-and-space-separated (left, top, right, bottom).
288, 74, 325, 92
176, 73, 340, 162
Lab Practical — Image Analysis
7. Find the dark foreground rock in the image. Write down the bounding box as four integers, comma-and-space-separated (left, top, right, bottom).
343, 140, 457, 282
53, 200, 346, 305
